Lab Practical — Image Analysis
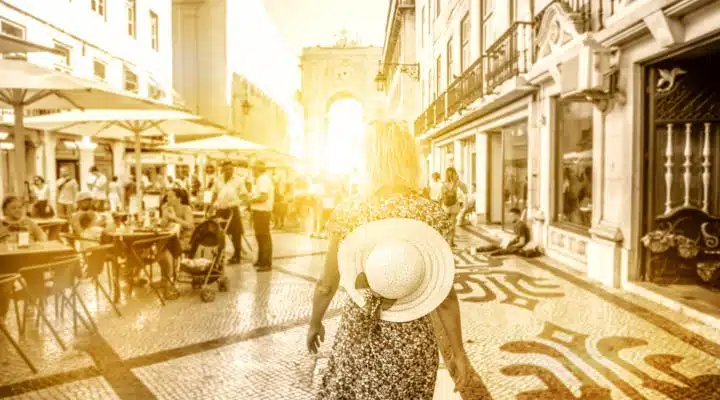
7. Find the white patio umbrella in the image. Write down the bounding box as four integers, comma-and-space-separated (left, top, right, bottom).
0, 59, 176, 193
23, 109, 227, 201
0, 34, 61, 55
162, 135, 299, 167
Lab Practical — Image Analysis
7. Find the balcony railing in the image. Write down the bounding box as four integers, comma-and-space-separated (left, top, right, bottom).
434, 92, 446, 125
485, 21, 533, 95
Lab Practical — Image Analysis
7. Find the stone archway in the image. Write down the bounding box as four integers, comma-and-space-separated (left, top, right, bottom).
300, 38, 381, 174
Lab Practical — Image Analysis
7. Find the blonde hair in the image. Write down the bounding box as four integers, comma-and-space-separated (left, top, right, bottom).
362, 120, 421, 195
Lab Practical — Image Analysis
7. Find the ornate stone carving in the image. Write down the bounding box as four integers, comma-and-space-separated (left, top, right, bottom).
534, 2, 584, 61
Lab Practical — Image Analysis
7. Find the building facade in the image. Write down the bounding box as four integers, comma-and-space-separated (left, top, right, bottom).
0, 0, 173, 201
411, 0, 720, 321
172, 0, 293, 153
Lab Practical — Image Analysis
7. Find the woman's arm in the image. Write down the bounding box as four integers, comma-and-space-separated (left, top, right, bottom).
27, 219, 47, 242
308, 234, 341, 353
310, 235, 341, 326
434, 288, 467, 361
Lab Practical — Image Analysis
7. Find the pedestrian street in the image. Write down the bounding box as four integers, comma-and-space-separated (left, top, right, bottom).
0, 229, 718, 399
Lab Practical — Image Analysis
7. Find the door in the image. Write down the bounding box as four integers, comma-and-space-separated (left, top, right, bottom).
501, 123, 528, 231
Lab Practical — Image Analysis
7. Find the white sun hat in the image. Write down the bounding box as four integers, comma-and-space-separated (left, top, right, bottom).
338, 218, 455, 323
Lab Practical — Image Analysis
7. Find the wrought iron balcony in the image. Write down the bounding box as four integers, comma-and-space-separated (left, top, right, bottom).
533, 0, 621, 48
484, 22, 533, 95
434, 92, 446, 125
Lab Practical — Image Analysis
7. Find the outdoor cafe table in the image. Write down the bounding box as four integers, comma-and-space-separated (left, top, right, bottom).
32, 217, 68, 241
101, 229, 180, 302
0, 241, 75, 274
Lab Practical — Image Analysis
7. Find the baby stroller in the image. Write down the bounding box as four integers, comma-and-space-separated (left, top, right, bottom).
176, 218, 230, 302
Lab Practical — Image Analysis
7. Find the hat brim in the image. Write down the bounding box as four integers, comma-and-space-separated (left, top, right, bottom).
338, 218, 455, 323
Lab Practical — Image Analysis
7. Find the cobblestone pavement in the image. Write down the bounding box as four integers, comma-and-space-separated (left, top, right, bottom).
1, 228, 719, 399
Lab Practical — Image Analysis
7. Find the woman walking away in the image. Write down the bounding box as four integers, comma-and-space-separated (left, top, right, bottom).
307, 120, 475, 399
441, 167, 467, 247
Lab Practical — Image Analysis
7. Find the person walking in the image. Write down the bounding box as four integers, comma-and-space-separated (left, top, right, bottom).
108, 176, 123, 212
441, 167, 467, 247
307, 120, 475, 399
56, 167, 79, 218
429, 172, 443, 202
30, 176, 53, 217
87, 166, 108, 211
250, 161, 274, 271
212, 161, 247, 264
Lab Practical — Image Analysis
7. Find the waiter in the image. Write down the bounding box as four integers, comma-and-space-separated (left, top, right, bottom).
250, 160, 274, 271
212, 161, 248, 264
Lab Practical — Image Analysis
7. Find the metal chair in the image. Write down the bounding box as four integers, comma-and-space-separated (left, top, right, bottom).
0, 273, 37, 373
128, 235, 174, 306
16, 256, 95, 342
75, 244, 121, 317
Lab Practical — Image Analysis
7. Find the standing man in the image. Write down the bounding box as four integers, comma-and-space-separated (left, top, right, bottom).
56, 167, 79, 218
212, 161, 247, 264
250, 161, 274, 272
88, 166, 108, 211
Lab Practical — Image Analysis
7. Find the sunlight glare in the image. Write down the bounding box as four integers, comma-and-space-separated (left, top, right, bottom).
325, 99, 364, 176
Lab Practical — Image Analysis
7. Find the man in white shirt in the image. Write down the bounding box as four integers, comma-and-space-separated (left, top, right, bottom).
212, 161, 248, 264
250, 161, 274, 271
88, 166, 108, 211
429, 172, 443, 202
56, 167, 79, 218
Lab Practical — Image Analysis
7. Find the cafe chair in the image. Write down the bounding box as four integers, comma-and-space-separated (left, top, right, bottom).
15, 256, 96, 344
59, 234, 119, 309
75, 244, 121, 317
0, 273, 37, 373
128, 235, 173, 306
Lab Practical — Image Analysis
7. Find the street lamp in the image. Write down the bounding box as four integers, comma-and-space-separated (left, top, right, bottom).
374, 61, 420, 92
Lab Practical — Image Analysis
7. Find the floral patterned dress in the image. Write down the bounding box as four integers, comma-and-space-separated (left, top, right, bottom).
317, 192, 453, 400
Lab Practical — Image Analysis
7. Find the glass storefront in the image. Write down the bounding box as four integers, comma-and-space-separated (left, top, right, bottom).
501, 123, 528, 231
556, 101, 593, 230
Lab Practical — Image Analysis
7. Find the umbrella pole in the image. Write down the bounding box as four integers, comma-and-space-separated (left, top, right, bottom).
135, 132, 142, 212
13, 104, 26, 198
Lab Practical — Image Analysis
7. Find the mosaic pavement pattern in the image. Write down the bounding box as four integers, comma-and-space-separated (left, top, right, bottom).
0, 229, 719, 399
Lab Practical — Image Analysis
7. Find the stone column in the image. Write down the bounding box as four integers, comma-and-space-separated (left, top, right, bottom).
43, 131, 57, 205
475, 132, 488, 221
112, 140, 126, 180
79, 145, 95, 192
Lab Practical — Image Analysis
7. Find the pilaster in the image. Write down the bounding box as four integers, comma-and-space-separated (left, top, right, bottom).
79, 148, 95, 192
112, 141, 126, 180
475, 132, 488, 219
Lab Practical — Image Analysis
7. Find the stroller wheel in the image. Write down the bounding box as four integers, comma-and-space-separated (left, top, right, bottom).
217, 277, 229, 292
200, 289, 215, 303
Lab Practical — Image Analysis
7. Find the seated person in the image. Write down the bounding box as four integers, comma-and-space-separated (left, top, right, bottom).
154, 188, 194, 299
75, 212, 104, 249
70, 192, 115, 236
0, 195, 47, 244
475, 207, 531, 256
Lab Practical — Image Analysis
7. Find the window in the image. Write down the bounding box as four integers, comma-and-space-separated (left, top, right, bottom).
461, 14, 471, 71
150, 11, 159, 51
123, 66, 138, 93
93, 59, 106, 81
556, 100, 594, 229
53, 41, 71, 72
1, 19, 26, 60
127, 0, 137, 37
1, 19, 24, 39
91, 0, 106, 17
148, 84, 164, 100
483, 0, 494, 52
435, 0, 441, 18
436, 56, 442, 94
420, 7, 425, 48
446, 37, 453, 85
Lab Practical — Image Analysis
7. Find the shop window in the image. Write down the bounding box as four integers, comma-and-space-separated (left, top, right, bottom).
556, 101, 594, 230
502, 124, 528, 231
